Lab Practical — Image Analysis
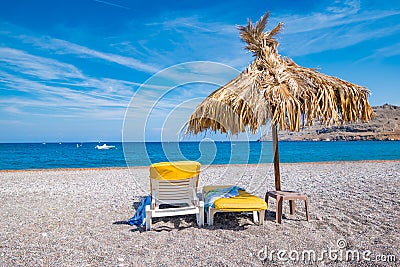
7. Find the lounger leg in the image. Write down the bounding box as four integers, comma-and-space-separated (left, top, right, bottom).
305, 198, 310, 221
276, 196, 283, 224
207, 207, 210, 225
199, 201, 204, 227
145, 205, 152, 231
208, 208, 215, 226
289, 200, 295, 215
259, 210, 265, 225
253, 211, 259, 224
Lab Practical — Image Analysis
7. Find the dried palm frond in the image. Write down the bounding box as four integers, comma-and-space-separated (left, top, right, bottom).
186, 11, 373, 135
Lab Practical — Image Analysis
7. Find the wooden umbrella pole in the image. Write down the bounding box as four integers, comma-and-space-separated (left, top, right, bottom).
272, 124, 281, 191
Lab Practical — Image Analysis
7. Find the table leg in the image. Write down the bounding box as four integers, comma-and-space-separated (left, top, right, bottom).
305, 198, 310, 221
289, 200, 295, 215
276, 196, 283, 224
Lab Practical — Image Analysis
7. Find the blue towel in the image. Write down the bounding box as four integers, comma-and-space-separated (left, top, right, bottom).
204, 186, 244, 210
128, 195, 151, 227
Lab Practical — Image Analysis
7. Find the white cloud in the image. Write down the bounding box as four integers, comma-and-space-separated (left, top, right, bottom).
0, 64, 133, 120
2, 106, 23, 115
282, 22, 400, 57
0, 65, 133, 100
279, 4, 399, 35
0, 47, 84, 80
0, 20, 159, 73
357, 42, 400, 62
326, 0, 360, 14
140, 15, 245, 68
276, 4, 400, 56
17, 35, 160, 73
145, 15, 237, 34
374, 42, 400, 57
139, 5, 400, 63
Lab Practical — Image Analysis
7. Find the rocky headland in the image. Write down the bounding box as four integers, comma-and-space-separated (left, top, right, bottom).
260, 104, 400, 141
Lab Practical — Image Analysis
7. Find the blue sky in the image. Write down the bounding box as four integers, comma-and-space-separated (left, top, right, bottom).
0, 0, 399, 142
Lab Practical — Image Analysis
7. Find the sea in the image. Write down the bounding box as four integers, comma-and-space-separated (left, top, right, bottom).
0, 141, 399, 170
0, 141, 400, 170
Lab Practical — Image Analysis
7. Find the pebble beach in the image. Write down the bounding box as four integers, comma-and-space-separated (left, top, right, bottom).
1, 161, 399, 266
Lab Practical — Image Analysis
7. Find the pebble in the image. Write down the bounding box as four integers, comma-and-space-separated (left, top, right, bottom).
0, 162, 398, 266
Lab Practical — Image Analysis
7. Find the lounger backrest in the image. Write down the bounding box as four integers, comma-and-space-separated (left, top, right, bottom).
149, 161, 200, 208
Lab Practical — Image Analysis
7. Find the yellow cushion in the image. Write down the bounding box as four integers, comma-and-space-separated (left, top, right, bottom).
150, 161, 200, 180
204, 186, 267, 211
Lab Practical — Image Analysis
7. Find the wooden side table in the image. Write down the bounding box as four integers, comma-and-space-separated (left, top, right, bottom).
265, 191, 310, 224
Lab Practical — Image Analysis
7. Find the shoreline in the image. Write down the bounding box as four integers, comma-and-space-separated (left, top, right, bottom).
1, 158, 399, 173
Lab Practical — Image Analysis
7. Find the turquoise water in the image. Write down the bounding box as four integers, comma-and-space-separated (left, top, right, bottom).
0, 141, 399, 170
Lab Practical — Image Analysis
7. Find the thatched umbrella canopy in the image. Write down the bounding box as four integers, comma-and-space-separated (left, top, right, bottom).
186, 12, 373, 190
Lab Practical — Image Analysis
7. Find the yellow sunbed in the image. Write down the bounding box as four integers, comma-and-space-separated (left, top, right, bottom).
203, 185, 267, 226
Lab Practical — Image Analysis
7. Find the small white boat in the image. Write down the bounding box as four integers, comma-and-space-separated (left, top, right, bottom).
95, 144, 115, 150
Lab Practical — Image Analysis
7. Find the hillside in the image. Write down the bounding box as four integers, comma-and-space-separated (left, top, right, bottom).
259, 104, 400, 141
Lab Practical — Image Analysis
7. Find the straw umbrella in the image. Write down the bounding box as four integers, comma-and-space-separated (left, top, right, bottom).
186, 11, 373, 191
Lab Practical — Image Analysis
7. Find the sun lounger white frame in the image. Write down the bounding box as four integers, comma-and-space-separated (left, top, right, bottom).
146, 174, 204, 230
